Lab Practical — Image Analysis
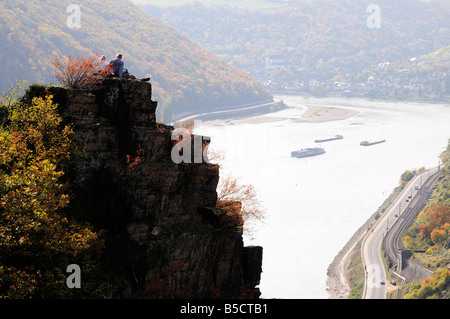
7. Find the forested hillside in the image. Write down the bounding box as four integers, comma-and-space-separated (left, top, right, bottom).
401, 140, 450, 299
0, 0, 271, 122
139, 0, 450, 91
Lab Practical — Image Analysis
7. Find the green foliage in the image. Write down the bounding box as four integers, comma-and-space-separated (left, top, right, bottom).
0, 81, 28, 110
430, 141, 450, 207
402, 146, 450, 251
19, 83, 49, 106
0, 83, 112, 298
399, 170, 416, 189
404, 269, 450, 299
400, 170, 415, 183
401, 139, 450, 299
346, 248, 365, 299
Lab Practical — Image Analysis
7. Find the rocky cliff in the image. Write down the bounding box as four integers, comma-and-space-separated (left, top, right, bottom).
47, 77, 262, 299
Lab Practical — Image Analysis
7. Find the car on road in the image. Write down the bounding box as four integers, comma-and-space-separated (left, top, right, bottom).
380, 280, 385, 285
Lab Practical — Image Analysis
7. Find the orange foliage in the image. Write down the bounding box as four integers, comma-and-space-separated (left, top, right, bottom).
51, 54, 106, 90
177, 120, 196, 132
216, 176, 265, 235
419, 206, 450, 239
430, 229, 446, 246
126, 148, 143, 172
155, 123, 169, 132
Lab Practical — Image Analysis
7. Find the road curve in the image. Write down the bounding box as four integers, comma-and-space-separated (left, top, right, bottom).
362, 167, 439, 299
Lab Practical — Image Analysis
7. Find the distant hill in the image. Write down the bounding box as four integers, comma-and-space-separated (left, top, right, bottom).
138, 0, 450, 86
0, 0, 272, 122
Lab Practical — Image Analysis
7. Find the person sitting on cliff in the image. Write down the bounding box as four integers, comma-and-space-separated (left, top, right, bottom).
109, 53, 125, 78
108, 53, 150, 82
97, 55, 109, 75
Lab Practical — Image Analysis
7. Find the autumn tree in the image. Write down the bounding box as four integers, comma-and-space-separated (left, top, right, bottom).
430, 229, 447, 246
216, 175, 265, 237
0, 84, 107, 298
51, 54, 107, 90
170, 121, 266, 237
419, 206, 450, 239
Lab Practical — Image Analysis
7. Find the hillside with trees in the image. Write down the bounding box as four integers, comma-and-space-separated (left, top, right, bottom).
0, 0, 271, 123
139, 0, 450, 99
401, 140, 450, 299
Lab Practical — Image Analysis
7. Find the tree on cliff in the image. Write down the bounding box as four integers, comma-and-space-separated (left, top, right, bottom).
0, 82, 111, 298
202, 141, 265, 238
51, 54, 105, 90
216, 175, 265, 238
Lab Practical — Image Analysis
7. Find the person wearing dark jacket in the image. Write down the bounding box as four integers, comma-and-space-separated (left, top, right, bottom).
110, 53, 124, 78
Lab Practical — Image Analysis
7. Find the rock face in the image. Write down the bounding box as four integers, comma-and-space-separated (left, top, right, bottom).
48, 78, 262, 299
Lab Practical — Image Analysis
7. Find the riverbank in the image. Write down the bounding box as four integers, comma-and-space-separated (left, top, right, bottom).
204, 116, 287, 126
174, 97, 286, 123
203, 105, 358, 126
268, 91, 449, 105
326, 186, 400, 299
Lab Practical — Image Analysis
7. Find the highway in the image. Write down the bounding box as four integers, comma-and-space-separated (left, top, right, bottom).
362, 167, 440, 299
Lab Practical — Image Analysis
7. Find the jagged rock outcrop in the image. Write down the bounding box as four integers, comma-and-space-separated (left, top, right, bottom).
47, 77, 262, 299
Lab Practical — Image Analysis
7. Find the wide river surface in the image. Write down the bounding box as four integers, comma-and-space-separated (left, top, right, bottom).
194, 95, 450, 299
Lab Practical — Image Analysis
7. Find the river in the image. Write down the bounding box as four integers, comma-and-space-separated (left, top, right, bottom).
194, 95, 450, 299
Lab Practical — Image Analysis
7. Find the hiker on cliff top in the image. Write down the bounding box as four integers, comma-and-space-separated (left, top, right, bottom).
110, 53, 124, 78
108, 53, 150, 82
98, 55, 108, 69
97, 55, 109, 75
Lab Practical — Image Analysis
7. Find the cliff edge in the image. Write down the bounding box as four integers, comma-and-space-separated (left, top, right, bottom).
47, 77, 262, 299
